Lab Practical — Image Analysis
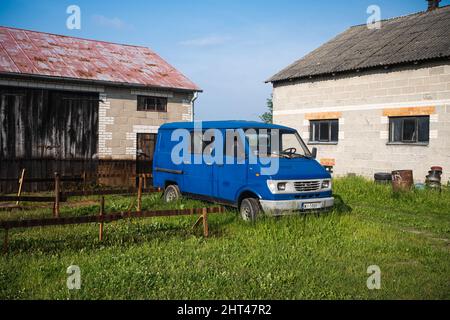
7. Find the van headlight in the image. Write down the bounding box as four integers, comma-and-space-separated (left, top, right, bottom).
267, 180, 288, 193
321, 180, 331, 189
277, 182, 287, 191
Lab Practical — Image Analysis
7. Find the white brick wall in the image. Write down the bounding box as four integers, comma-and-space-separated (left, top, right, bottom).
98, 93, 113, 157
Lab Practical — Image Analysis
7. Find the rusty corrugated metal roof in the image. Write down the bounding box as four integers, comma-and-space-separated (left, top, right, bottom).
268, 5, 450, 83
0, 26, 200, 91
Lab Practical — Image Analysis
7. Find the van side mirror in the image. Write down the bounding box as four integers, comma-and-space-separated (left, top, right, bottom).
311, 147, 317, 159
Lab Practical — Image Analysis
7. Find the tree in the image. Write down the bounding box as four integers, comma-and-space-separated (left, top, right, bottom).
259, 96, 273, 124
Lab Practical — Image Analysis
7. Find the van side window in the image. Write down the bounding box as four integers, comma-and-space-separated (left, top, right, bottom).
190, 131, 204, 154
189, 130, 219, 155
204, 136, 215, 157
225, 135, 245, 159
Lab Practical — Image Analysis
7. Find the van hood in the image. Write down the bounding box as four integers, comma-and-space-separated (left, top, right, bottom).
261, 157, 331, 180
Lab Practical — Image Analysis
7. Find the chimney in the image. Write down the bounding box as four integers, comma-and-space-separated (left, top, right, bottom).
427, 0, 441, 11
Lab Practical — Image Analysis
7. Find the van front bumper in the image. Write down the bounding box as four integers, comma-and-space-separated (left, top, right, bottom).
259, 197, 334, 214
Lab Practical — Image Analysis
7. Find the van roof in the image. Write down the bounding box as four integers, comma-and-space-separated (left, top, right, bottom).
159, 121, 295, 131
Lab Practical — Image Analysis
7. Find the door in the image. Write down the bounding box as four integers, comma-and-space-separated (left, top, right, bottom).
136, 133, 156, 182
213, 129, 248, 202
181, 130, 214, 197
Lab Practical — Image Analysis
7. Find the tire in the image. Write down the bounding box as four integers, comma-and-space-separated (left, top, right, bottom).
374, 172, 392, 181
239, 198, 260, 222
163, 184, 181, 203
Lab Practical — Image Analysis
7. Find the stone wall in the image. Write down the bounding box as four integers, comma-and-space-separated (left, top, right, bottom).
272, 61, 450, 183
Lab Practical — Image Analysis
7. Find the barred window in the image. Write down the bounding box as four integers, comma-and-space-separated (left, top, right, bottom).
137, 96, 167, 112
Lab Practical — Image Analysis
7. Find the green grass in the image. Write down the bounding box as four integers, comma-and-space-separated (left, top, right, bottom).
0, 177, 449, 299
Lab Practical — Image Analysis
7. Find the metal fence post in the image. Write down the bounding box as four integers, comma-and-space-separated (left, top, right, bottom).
99, 196, 105, 241
202, 207, 209, 237
53, 172, 60, 218
137, 175, 143, 212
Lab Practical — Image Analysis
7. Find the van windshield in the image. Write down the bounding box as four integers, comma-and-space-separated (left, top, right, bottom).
245, 129, 312, 159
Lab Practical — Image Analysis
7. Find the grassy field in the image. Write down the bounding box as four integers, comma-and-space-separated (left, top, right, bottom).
0, 177, 449, 300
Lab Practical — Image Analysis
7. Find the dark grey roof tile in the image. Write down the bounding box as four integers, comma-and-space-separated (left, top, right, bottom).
269, 5, 450, 82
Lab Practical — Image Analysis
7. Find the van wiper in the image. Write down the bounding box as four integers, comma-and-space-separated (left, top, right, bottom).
281, 152, 314, 159
290, 153, 308, 159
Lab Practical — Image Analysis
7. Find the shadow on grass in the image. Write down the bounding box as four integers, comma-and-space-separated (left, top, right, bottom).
332, 194, 353, 214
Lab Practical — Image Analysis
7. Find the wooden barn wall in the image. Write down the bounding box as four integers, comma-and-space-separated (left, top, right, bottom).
0, 86, 99, 193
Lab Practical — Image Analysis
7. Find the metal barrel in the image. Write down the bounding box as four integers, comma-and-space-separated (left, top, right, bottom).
391, 170, 414, 192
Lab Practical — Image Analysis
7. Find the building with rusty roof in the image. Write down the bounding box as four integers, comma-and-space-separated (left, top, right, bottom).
268, 1, 450, 183
0, 26, 201, 191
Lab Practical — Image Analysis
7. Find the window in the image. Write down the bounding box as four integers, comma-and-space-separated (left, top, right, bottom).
189, 130, 217, 155
190, 130, 204, 154
137, 96, 167, 112
309, 119, 339, 143
389, 116, 429, 144
245, 129, 310, 158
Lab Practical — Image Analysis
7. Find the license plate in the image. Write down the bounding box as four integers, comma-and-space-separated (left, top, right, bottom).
302, 202, 322, 210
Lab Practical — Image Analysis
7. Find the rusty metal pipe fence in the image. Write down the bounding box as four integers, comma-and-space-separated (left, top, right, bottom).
1, 202, 225, 253
0, 170, 226, 253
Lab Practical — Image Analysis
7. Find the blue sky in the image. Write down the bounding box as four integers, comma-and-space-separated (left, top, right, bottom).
1, 0, 448, 120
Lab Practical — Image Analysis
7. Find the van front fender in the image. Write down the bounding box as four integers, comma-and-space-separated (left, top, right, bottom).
235, 186, 264, 207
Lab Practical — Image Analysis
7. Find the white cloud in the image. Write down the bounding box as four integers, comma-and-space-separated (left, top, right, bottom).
92, 14, 131, 30
179, 35, 231, 47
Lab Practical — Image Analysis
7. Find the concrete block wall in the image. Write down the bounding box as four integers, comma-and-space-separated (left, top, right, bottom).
99, 87, 194, 160
272, 61, 450, 183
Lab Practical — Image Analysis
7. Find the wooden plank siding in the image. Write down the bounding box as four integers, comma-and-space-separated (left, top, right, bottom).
0, 86, 99, 193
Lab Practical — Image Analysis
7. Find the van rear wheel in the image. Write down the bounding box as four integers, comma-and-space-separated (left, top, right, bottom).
163, 184, 181, 203
240, 198, 260, 222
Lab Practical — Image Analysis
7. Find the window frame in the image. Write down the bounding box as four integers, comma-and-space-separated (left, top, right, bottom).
137, 95, 167, 112
388, 115, 430, 145
308, 119, 339, 144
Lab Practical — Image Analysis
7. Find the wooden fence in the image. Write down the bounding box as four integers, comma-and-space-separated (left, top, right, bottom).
0, 159, 145, 193
0, 170, 159, 216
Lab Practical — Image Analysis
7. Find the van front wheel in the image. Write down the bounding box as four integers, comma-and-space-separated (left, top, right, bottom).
163, 184, 181, 203
240, 198, 260, 222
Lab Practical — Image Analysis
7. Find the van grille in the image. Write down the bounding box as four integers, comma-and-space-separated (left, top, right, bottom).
294, 180, 321, 192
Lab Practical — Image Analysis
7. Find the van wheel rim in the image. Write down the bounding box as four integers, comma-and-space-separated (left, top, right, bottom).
241, 204, 251, 220
166, 189, 177, 201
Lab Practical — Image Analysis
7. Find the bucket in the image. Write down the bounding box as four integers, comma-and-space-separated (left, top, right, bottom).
391, 170, 414, 192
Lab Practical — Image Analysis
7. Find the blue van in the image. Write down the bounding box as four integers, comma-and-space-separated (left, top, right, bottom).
153, 121, 334, 221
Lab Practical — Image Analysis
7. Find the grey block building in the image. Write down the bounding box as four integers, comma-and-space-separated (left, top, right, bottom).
268, 2, 450, 183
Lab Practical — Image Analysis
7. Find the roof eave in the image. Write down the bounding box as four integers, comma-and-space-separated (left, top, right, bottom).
267, 56, 450, 85
0, 72, 203, 93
